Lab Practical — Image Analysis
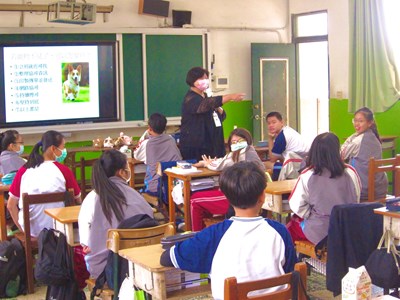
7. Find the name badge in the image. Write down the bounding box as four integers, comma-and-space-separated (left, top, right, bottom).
213, 111, 222, 127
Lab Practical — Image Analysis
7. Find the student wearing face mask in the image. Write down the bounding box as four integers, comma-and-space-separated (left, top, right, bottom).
0, 130, 26, 177
191, 128, 265, 231
7, 130, 81, 235
180, 66, 245, 161
78, 149, 154, 278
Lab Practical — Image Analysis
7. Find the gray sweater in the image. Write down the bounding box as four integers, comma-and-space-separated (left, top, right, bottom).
145, 134, 182, 193
78, 176, 154, 278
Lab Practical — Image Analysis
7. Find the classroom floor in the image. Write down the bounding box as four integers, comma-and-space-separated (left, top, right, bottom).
1, 270, 336, 300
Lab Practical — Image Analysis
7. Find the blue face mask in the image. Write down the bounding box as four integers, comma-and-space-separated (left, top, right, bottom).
230, 141, 248, 152
55, 148, 68, 163
16, 145, 24, 156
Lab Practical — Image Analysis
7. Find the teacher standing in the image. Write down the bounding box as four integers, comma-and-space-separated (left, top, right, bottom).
180, 67, 245, 161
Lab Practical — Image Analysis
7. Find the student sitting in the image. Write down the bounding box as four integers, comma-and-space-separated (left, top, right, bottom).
191, 128, 265, 231
0, 130, 26, 177
7, 130, 81, 236
78, 149, 154, 278
264, 111, 309, 180
160, 161, 297, 300
341, 107, 388, 201
287, 132, 361, 244
134, 113, 182, 196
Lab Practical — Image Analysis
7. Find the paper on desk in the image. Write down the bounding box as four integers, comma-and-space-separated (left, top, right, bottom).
165, 167, 202, 175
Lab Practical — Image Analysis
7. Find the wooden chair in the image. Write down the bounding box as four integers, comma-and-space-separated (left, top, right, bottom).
224, 262, 308, 300
86, 222, 175, 300
367, 154, 400, 202
80, 156, 98, 200
16, 190, 74, 294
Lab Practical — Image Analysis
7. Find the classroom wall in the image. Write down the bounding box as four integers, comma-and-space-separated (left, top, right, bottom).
0, 0, 288, 145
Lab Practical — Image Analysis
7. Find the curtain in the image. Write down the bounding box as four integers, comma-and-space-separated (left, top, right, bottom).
349, 0, 400, 113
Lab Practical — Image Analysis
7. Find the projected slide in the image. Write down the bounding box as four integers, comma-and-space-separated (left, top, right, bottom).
3, 45, 100, 123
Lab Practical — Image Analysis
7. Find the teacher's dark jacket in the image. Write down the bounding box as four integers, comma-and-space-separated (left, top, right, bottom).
180, 90, 226, 160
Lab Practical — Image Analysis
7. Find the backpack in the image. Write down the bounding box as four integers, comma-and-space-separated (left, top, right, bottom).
34, 228, 73, 286
91, 214, 159, 297
0, 238, 27, 298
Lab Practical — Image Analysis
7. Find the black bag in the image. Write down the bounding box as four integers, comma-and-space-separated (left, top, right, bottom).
91, 214, 158, 298
45, 279, 83, 300
365, 229, 400, 289
35, 228, 73, 286
0, 238, 26, 298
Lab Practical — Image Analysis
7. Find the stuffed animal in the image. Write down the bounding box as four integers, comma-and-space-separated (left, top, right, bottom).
103, 136, 114, 148
114, 132, 132, 148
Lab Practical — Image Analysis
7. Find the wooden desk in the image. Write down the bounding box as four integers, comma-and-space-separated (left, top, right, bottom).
0, 185, 11, 241
44, 205, 80, 246
119, 244, 210, 300
164, 168, 220, 231
262, 179, 297, 220
374, 207, 400, 239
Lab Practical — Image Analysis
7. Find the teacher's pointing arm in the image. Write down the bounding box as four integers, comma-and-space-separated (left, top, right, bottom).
222, 93, 246, 103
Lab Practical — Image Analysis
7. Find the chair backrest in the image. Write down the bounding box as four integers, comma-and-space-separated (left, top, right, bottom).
368, 154, 400, 202
224, 262, 307, 300
80, 156, 98, 200
20, 190, 74, 294
106, 222, 175, 253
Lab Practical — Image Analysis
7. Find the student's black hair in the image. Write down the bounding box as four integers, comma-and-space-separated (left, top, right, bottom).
219, 161, 266, 209
266, 111, 283, 121
24, 130, 64, 169
186, 67, 209, 87
306, 132, 345, 178
227, 128, 253, 163
92, 149, 128, 224
148, 113, 167, 134
0, 130, 19, 154
354, 107, 381, 143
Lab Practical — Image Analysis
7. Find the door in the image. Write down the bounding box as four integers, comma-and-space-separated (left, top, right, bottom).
251, 44, 296, 142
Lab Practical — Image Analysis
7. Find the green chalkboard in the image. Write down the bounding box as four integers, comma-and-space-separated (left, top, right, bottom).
122, 34, 144, 121
145, 35, 203, 117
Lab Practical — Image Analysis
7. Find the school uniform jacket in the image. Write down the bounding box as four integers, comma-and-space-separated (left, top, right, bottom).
289, 166, 361, 244
206, 146, 265, 172
341, 129, 388, 200
168, 217, 297, 300
78, 176, 154, 278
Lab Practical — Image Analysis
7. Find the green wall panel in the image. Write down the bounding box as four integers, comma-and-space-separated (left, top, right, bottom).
222, 100, 253, 139
330, 98, 400, 155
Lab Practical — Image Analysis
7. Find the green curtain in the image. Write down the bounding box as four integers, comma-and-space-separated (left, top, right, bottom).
349, 0, 400, 112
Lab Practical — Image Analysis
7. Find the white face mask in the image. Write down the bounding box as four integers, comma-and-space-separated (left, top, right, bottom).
231, 141, 248, 152
194, 79, 209, 91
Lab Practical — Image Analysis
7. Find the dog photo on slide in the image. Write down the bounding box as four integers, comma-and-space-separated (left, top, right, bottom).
61, 63, 90, 102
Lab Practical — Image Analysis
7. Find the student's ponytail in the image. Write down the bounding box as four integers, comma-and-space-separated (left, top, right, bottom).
370, 122, 381, 144
91, 150, 128, 224
24, 141, 44, 169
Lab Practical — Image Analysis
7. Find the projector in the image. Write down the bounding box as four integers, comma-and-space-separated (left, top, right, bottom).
47, 1, 96, 25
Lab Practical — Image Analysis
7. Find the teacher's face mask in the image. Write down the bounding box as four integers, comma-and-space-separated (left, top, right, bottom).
194, 79, 209, 91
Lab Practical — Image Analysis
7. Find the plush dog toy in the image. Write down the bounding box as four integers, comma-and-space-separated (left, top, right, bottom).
114, 132, 132, 148
103, 136, 114, 148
